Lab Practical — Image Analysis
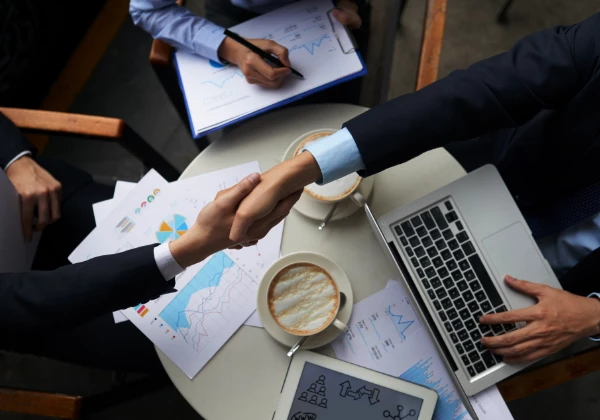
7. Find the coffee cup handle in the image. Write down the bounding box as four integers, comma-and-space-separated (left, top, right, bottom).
350, 191, 366, 208
332, 318, 348, 332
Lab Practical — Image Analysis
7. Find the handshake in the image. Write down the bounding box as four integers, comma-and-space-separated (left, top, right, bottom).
168, 152, 322, 268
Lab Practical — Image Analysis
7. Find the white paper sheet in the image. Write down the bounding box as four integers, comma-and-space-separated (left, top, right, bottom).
0, 170, 40, 273
331, 280, 514, 420
119, 187, 260, 378
176, 0, 364, 136
114, 181, 136, 200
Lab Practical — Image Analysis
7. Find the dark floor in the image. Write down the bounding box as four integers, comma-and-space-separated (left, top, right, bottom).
3, 0, 600, 419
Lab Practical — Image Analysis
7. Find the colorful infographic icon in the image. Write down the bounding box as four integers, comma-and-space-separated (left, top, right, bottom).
156, 214, 189, 243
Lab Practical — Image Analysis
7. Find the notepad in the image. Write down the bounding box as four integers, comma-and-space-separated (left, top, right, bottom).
175, 0, 367, 138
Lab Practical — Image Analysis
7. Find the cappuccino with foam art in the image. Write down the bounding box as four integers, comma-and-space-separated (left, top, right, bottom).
267, 262, 340, 336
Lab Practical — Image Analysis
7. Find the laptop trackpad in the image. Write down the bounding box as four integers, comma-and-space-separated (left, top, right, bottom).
482, 222, 549, 310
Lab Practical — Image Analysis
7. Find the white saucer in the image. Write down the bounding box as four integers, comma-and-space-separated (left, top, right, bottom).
282, 131, 374, 221
257, 252, 354, 349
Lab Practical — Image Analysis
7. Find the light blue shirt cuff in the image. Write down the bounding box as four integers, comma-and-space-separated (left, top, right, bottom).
193, 24, 226, 64
588, 292, 600, 342
303, 128, 365, 185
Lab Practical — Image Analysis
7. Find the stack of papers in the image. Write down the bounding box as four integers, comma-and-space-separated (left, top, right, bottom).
71, 162, 280, 378
331, 280, 514, 420
176, 0, 367, 138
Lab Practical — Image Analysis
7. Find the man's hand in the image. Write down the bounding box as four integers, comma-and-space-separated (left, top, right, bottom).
229, 152, 322, 243
169, 173, 300, 268
480, 275, 600, 364
218, 38, 291, 88
332, 0, 362, 30
5, 156, 62, 242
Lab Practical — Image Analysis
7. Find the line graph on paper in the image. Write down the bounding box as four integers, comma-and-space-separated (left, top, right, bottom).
201, 68, 243, 89
159, 252, 257, 352
386, 304, 415, 342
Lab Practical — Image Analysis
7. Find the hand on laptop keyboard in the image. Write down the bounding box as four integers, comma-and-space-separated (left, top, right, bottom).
479, 275, 600, 364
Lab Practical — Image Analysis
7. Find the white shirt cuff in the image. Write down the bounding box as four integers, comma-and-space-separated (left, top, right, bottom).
588, 293, 600, 342
153, 242, 185, 281
4, 151, 32, 171
303, 128, 365, 185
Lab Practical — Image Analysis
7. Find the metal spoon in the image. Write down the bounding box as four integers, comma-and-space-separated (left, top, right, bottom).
318, 202, 339, 230
287, 292, 347, 357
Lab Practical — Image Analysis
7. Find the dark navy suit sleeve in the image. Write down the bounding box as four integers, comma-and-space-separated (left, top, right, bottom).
0, 245, 176, 333
0, 111, 37, 169
344, 13, 600, 176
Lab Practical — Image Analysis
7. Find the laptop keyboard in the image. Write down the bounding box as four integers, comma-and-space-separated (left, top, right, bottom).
393, 199, 517, 378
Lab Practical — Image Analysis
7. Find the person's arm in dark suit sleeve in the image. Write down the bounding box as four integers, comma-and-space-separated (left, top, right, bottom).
0, 245, 175, 333
0, 111, 36, 170
344, 12, 600, 177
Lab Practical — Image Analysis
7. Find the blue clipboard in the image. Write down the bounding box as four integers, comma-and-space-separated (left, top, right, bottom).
174, 6, 368, 140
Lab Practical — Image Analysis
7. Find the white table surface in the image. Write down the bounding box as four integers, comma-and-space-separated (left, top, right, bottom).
157, 103, 466, 420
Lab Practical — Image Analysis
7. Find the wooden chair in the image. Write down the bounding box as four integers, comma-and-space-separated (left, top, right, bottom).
0, 108, 179, 418
417, 0, 600, 404
0, 108, 181, 182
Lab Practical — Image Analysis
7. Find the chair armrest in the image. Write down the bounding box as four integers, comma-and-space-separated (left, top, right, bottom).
416, 0, 448, 90
0, 388, 82, 419
148, 0, 184, 67
497, 345, 600, 402
0, 108, 125, 139
150, 39, 175, 67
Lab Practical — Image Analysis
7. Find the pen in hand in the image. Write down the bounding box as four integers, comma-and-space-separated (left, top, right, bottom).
223, 29, 304, 79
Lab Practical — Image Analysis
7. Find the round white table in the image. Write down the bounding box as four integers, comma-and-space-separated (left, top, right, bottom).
157, 104, 466, 419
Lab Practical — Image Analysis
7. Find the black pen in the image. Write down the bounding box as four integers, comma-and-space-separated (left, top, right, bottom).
224, 29, 304, 79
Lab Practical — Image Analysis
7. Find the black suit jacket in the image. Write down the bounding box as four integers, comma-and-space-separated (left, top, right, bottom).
345, 12, 600, 211
0, 245, 175, 334
344, 13, 600, 292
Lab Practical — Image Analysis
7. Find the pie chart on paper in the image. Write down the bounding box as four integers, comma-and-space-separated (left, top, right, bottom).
156, 214, 189, 243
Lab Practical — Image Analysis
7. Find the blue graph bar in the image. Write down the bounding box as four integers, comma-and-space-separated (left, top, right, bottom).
400, 359, 468, 420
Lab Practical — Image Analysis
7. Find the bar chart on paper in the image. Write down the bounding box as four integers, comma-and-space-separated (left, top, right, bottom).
124, 251, 258, 378
332, 281, 472, 420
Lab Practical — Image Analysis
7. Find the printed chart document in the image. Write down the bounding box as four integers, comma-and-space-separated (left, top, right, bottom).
331, 280, 514, 420
80, 162, 283, 376
175, 0, 366, 138
120, 186, 261, 378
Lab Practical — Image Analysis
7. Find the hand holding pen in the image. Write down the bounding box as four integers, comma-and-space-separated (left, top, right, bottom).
218, 34, 299, 89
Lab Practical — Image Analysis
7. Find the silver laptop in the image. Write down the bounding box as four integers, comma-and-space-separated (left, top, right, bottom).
364, 164, 561, 397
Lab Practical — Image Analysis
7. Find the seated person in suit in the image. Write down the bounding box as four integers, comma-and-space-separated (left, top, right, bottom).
129, 0, 369, 103
0, 111, 298, 372
226, 13, 600, 364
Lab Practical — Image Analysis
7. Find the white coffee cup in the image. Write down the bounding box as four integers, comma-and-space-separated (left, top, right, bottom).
267, 262, 347, 337
293, 129, 363, 204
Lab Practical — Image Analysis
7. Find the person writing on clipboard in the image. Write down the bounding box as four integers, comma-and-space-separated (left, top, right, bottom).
130, 0, 365, 89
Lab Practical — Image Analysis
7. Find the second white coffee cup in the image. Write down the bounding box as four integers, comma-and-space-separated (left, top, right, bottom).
267, 261, 347, 337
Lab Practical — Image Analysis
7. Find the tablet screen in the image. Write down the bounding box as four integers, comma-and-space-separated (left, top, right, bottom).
286, 362, 423, 420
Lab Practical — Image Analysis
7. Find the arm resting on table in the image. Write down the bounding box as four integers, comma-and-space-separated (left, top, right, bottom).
345, 13, 600, 177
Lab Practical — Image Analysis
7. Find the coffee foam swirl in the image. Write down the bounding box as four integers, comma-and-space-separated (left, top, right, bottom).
268, 263, 338, 335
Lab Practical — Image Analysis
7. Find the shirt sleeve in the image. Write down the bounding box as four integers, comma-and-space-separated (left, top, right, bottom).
3, 151, 32, 171
130, 0, 226, 63
153, 242, 185, 281
302, 128, 365, 185
588, 292, 600, 342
